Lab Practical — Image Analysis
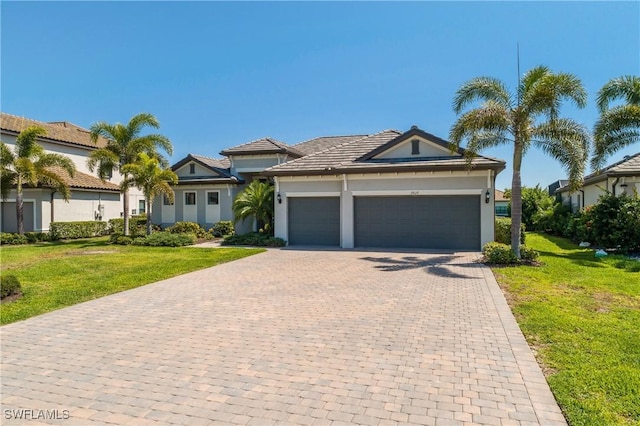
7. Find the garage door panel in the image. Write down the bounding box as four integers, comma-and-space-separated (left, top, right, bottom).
354, 196, 480, 250
288, 197, 340, 246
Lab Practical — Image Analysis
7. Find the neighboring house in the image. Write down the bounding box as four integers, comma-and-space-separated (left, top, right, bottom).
556, 152, 640, 212
547, 180, 568, 199
156, 126, 505, 250
494, 189, 509, 217
0, 112, 144, 232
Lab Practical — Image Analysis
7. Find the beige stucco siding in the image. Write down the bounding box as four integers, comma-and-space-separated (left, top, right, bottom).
373, 136, 458, 159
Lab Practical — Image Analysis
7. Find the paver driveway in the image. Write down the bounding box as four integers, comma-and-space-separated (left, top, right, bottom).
1, 249, 566, 425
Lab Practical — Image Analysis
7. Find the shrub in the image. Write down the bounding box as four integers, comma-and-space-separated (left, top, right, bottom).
107, 215, 149, 237
25, 232, 49, 243
109, 233, 133, 245
210, 221, 235, 237
49, 221, 107, 240
133, 232, 196, 247
536, 202, 573, 235
582, 193, 640, 253
519, 245, 540, 262
222, 233, 286, 247
166, 221, 208, 238
495, 218, 525, 245
0, 233, 28, 245
1, 275, 22, 299
482, 242, 518, 264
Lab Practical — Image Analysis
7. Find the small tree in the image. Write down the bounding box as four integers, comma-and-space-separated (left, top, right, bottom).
88, 113, 172, 235
0, 126, 76, 234
507, 185, 555, 230
232, 180, 274, 233
121, 153, 177, 235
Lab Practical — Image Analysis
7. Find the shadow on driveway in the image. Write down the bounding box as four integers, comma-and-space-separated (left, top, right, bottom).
360, 254, 476, 279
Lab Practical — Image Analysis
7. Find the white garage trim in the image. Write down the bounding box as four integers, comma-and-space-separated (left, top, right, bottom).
351, 189, 483, 196
285, 192, 341, 197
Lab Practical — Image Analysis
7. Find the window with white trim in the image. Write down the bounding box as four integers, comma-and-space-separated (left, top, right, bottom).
185, 192, 196, 205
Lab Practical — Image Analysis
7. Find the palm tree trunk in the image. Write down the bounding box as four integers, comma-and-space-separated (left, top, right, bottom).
16, 177, 24, 235
146, 197, 152, 235
123, 187, 130, 236
511, 143, 524, 259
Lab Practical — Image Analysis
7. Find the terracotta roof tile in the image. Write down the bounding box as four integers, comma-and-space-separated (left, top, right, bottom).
293, 135, 369, 155
1, 112, 108, 149
43, 167, 121, 192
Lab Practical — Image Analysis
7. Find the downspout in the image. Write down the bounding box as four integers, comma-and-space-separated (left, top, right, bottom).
50, 191, 56, 223
579, 190, 585, 210
612, 177, 620, 196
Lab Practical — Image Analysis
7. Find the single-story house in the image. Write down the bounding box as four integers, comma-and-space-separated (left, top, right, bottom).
0, 113, 146, 232
494, 189, 509, 217
156, 126, 506, 250
556, 152, 640, 211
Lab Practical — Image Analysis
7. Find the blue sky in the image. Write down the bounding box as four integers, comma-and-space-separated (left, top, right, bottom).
2, 1, 638, 190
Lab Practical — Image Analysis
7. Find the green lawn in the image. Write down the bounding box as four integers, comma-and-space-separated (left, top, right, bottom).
494, 233, 640, 426
0, 237, 264, 325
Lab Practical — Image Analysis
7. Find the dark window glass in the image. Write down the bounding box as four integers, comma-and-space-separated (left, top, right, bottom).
189, 164, 195, 174
411, 139, 420, 155
207, 192, 219, 205
185, 192, 196, 205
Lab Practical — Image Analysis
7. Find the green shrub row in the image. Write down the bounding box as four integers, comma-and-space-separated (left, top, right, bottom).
107, 215, 152, 237
110, 232, 196, 247
222, 233, 286, 247
495, 217, 526, 245
166, 221, 209, 238
482, 242, 539, 264
1, 275, 22, 299
49, 221, 108, 240
1, 233, 28, 245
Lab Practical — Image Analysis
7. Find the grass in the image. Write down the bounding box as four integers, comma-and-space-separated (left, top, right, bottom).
493, 233, 640, 426
0, 237, 264, 325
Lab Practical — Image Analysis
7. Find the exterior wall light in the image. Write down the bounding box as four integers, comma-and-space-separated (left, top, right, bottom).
277, 193, 282, 204
485, 190, 491, 204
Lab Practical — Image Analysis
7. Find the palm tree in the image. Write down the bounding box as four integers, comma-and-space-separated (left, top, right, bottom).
121, 153, 178, 235
592, 75, 640, 170
1, 126, 76, 234
87, 113, 172, 235
232, 180, 274, 233
450, 65, 590, 258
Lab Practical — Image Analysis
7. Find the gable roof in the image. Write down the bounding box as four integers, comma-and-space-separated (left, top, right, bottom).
293, 134, 369, 156
219, 137, 303, 157
357, 126, 462, 161
495, 189, 509, 202
1, 112, 108, 149
263, 127, 505, 177
557, 152, 640, 192
13, 166, 120, 192
171, 154, 241, 184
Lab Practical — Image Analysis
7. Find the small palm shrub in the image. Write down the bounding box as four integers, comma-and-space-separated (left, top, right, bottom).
1, 275, 22, 299
166, 221, 208, 238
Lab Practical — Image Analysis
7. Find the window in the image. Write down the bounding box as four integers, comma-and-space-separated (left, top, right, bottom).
185, 192, 196, 205
411, 139, 420, 155
189, 164, 195, 174
495, 205, 509, 216
139, 200, 146, 214
163, 194, 174, 205
207, 191, 219, 205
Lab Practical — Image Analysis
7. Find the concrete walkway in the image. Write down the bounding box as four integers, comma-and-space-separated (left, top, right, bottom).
0, 249, 566, 425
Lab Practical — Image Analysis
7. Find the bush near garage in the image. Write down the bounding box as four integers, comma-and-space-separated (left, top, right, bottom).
482, 241, 539, 265
495, 218, 526, 245
222, 233, 286, 247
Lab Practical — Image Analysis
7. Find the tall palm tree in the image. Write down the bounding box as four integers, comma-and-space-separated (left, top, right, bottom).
0, 126, 76, 234
87, 113, 172, 235
121, 153, 178, 235
232, 180, 274, 233
450, 65, 590, 258
592, 75, 640, 170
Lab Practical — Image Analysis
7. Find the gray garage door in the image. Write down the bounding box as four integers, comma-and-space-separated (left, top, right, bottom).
354, 196, 480, 250
288, 197, 340, 246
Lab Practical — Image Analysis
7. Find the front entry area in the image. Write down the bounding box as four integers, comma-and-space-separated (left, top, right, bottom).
287, 197, 340, 246
353, 195, 481, 250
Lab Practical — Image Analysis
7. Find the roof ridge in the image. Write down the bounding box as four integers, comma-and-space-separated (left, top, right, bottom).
583, 151, 640, 179
292, 133, 370, 146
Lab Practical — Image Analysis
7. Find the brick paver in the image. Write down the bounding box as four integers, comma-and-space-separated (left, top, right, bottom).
0, 249, 566, 425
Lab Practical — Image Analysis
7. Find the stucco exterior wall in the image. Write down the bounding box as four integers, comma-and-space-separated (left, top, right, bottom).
153, 185, 236, 229
230, 155, 286, 174
373, 136, 456, 159
274, 170, 495, 249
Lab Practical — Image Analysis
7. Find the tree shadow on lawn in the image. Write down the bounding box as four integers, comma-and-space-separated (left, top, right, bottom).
360, 255, 477, 279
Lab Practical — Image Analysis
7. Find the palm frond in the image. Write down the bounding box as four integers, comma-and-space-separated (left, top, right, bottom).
597, 75, 640, 112
35, 153, 76, 178
87, 148, 119, 178
531, 119, 590, 190
16, 126, 47, 158
0, 142, 16, 167
89, 122, 119, 145
37, 169, 72, 201
452, 77, 512, 113
449, 101, 511, 151
522, 71, 587, 119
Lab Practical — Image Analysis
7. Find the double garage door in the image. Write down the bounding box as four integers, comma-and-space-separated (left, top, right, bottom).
288, 195, 480, 250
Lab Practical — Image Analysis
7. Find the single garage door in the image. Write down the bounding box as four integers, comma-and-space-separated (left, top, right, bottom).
354, 196, 480, 250
288, 197, 340, 246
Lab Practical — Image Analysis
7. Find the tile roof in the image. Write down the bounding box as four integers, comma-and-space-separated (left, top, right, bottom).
557, 152, 640, 192
263, 129, 506, 176
1, 112, 108, 149
293, 135, 369, 156
41, 167, 121, 192
171, 154, 241, 184
220, 137, 303, 157
495, 189, 508, 202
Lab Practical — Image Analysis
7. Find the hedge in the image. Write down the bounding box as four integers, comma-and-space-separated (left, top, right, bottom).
107, 215, 149, 237
495, 217, 526, 245
49, 221, 108, 240
222, 233, 286, 247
